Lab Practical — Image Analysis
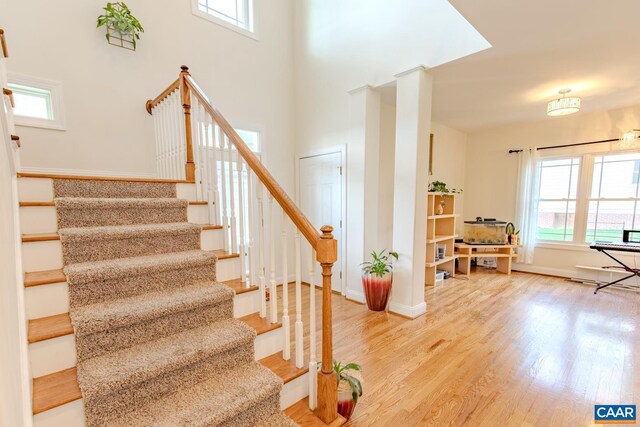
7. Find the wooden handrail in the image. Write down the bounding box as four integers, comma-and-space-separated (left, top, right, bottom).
184, 75, 321, 249
0, 29, 8, 58
145, 78, 180, 114
3, 88, 14, 108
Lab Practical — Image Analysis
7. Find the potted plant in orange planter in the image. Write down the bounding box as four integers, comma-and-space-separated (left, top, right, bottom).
361, 249, 398, 311
334, 360, 363, 421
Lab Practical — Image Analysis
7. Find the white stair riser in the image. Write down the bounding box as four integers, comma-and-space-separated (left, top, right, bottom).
28, 290, 261, 376
19, 205, 216, 234
25, 282, 69, 319
254, 327, 284, 360
21, 228, 225, 271
30, 335, 76, 378
17, 178, 197, 203
32, 370, 308, 427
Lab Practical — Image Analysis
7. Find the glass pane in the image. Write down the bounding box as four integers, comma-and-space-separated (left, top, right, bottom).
586, 200, 634, 242
538, 158, 579, 200
536, 201, 576, 241
206, 0, 238, 19
9, 84, 52, 120
235, 129, 259, 152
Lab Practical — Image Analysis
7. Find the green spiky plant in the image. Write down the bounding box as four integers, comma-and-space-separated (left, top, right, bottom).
361, 249, 399, 277
334, 361, 363, 403
97, 2, 144, 48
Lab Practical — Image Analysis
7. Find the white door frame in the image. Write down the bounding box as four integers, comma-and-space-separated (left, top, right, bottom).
295, 145, 347, 295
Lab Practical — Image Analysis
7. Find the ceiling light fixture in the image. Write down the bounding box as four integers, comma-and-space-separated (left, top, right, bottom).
619, 129, 640, 149
547, 88, 581, 116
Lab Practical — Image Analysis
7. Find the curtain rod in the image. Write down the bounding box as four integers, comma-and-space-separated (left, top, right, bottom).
508, 138, 619, 154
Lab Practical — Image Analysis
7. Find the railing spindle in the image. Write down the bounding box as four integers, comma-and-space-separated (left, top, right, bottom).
218, 129, 229, 251
247, 171, 257, 290
294, 230, 303, 368
227, 134, 237, 254
309, 249, 318, 410
208, 118, 220, 226
257, 181, 267, 318
268, 194, 278, 323
191, 99, 203, 200
281, 212, 290, 359
237, 157, 247, 284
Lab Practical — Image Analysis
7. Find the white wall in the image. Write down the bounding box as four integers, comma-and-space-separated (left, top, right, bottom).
464, 104, 640, 277
2, 0, 295, 189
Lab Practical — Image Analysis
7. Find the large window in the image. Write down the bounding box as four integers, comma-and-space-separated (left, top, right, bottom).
535, 151, 640, 244
192, 0, 254, 36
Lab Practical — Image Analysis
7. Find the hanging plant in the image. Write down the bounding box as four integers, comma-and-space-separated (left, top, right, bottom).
97, 2, 144, 50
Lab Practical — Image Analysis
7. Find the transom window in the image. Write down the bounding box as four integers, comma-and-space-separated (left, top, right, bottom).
7, 74, 65, 130
535, 151, 640, 244
9, 83, 53, 120
192, 0, 254, 36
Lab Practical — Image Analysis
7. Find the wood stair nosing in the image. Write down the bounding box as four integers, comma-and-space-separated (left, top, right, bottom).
31, 315, 291, 416
17, 172, 193, 184
19, 201, 213, 207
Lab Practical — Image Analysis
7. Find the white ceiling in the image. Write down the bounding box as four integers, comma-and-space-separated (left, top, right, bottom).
430, 0, 640, 132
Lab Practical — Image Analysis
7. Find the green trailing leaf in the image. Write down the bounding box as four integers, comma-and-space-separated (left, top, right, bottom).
332, 360, 363, 404
361, 249, 398, 277
428, 180, 462, 198
97, 1, 144, 47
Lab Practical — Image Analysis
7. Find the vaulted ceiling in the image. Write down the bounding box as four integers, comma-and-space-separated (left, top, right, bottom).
431, 0, 640, 131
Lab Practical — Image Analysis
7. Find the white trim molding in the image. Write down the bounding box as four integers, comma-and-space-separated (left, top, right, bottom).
19, 166, 156, 179
191, 0, 257, 41
8, 72, 66, 131
388, 300, 427, 319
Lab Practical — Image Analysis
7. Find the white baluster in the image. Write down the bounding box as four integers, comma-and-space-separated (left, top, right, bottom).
177, 93, 186, 181
257, 181, 267, 318
191, 100, 203, 201
159, 100, 169, 179
247, 170, 257, 290
268, 194, 278, 323
237, 158, 247, 284
171, 94, 180, 180
281, 212, 290, 359
167, 95, 177, 179
152, 102, 162, 177
204, 115, 216, 225
309, 249, 318, 410
227, 134, 237, 254
218, 130, 229, 251
294, 230, 303, 368
210, 121, 221, 226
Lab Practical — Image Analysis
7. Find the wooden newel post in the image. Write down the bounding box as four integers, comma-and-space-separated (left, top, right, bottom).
315, 225, 338, 423
179, 65, 196, 182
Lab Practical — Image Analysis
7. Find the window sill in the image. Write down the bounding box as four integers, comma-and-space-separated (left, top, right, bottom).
191, 7, 257, 41
535, 241, 592, 252
15, 117, 66, 131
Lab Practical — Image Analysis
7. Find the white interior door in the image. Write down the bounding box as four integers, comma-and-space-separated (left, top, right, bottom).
299, 152, 343, 292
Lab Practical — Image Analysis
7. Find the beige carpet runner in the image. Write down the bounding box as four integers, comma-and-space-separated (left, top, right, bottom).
53, 179, 296, 426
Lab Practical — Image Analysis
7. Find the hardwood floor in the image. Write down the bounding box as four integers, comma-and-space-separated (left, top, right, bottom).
284, 270, 640, 426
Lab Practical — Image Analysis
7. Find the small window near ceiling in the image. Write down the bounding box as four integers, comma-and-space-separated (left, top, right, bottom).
7, 74, 65, 130
236, 128, 259, 152
536, 157, 580, 241
192, 0, 255, 37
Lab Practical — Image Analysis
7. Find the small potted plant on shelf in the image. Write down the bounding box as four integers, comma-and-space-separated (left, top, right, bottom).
334, 360, 363, 421
428, 180, 462, 215
361, 249, 398, 311
97, 2, 144, 50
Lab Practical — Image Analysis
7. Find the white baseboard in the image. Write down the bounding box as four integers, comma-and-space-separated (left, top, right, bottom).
19, 166, 156, 179
388, 300, 427, 319
511, 263, 575, 278
345, 289, 365, 304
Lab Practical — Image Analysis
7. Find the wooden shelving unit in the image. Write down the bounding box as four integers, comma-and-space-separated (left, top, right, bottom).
425, 192, 458, 286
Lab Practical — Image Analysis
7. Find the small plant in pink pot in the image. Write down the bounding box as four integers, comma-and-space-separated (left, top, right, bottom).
334, 361, 363, 421
361, 249, 398, 311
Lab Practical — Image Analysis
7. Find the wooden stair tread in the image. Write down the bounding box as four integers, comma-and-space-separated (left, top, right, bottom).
222, 278, 259, 295
239, 313, 282, 335
22, 233, 59, 242
17, 172, 192, 184
210, 249, 240, 259
201, 224, 223, 230
285, 398, 347, 427
32, 350, 293, 415
24, 269, 66, 287
259, 352, 308, 384
28, 313, 73, 344
32, 367, 81, 415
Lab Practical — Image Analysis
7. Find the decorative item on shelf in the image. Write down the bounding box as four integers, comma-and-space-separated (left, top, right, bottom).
547, 88, 581, 116
97, 2, 144, 51
334, 360, 363, 421
428, 180, 462, 215
361, 249, 398, 311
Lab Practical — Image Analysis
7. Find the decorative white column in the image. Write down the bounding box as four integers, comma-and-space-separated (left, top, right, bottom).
345, 85, 381, 303
389, 66, 432, 318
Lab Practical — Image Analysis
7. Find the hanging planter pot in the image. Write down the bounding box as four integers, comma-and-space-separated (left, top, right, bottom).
97, 2, 144, 51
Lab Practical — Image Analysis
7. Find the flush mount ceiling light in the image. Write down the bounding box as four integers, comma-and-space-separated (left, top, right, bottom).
619, 129, 640, 149
547, 88, 581, 116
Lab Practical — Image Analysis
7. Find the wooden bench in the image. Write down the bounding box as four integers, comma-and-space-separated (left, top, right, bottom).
454, 243, 521, 276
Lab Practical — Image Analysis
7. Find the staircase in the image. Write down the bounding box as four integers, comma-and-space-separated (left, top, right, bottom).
20, 174, 308, 426
6, 61, 344, 425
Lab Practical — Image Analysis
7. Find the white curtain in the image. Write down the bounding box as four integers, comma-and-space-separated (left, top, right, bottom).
515, 148, 540, 264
